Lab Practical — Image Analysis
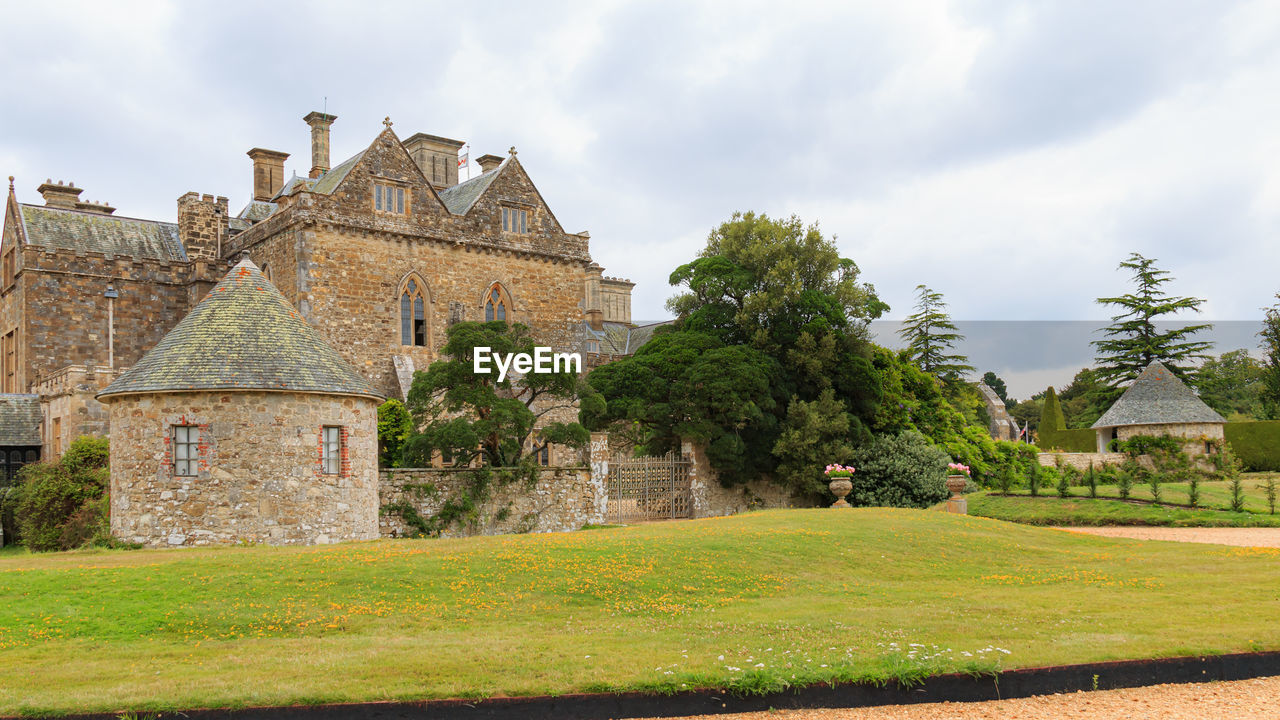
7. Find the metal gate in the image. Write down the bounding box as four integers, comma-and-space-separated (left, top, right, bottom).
606, 452, 692, 522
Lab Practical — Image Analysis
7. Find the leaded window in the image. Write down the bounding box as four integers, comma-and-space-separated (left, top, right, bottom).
173, 425, 199, 477
400, 278, 428, 346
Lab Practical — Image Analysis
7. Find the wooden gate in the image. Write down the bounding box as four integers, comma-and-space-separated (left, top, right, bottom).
606, 452, 692, 522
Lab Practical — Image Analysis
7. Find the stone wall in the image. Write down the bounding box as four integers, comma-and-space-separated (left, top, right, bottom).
1037, 452, 1128, 470
682, 438, 803, 516
19, 246, 219, 387
379, 465, 604, 538
1116, 422, 1225, 456
106, 390, 379, 547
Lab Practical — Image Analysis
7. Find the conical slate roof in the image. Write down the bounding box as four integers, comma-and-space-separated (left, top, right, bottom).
98, 258, 383, 401
1091, 361, 1224, 429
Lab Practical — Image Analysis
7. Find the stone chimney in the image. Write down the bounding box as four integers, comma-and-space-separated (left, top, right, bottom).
403, 133, 465, 188
476, 154, 504, 173
177, 192, 230, 261
584, 263, 604, 331
37, 179, 83, 209
247, 148, 290, 202
303, 111, 337, 179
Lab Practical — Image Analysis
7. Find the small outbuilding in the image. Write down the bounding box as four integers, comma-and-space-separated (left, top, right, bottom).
97, 258, 385, 547
1090, 361, 1226, 455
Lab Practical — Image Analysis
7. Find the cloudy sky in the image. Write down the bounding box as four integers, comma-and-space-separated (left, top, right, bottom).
3, 1, 1278, 395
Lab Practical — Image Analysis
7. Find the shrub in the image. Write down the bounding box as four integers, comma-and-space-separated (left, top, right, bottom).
844, 431, 949, 509
1055, 463, 1071, 498
1085, 463, 1098, 498
1229, 475, 1246, 513
1223, 421, 1280, 472
1028, 464, 1044, 497
13, 436, 110, 552
996, 463, 1015, 495
1260, 478, 1278, 515
1188, 474, 1200, 508
1116, 463, 1134, 499
377, 399, 414, 469
1147, 470, 1162, 504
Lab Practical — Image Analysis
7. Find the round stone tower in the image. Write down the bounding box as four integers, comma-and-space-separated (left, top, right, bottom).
97, 257, 385, 547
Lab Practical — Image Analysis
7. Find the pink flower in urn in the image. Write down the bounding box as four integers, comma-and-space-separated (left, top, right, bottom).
824, 464, 856, 478
947, 462, 970, 476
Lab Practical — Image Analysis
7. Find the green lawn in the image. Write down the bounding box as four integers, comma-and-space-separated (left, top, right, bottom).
967, 477, 1280, 527
3, 509, 1280, 715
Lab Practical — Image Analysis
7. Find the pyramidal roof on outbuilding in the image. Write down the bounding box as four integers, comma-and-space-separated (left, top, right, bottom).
98, 258, 384, 401
1091, 361, 1225, 430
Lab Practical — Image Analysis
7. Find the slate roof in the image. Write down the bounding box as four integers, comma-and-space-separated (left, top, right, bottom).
584, 320, 672, 355
1092, 361, 1225, 429
438, 167, 501, 215
98, 258, 383, 401
310, 151, 364, 195
0, 395, 41, 446
236, 200, 277, 222
19, 205, 186, 262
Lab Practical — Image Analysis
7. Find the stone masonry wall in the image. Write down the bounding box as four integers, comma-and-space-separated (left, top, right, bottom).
20, 246, 209, 385
379, 465, 605, 538
297, 226, 587, 397
107, 390, 379, 547
1037, 452, 1128, 470
1116, 422, 1225, 456
682, 438, 803, 516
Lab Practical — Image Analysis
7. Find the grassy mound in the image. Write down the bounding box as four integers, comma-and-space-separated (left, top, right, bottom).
1, 509, 1279, 715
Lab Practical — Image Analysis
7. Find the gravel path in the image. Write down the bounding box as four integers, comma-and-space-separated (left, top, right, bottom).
634, 675, 1280, 719
1051, 526, 1280, 547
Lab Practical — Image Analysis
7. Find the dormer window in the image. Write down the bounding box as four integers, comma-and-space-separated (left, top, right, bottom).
374, 182, 408, 214
501, 207, 528, 234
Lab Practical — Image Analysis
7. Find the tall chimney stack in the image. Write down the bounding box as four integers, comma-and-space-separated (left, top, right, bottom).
476, 154, 504, 173
246, 148, 289, 202
303, 111, 337, 179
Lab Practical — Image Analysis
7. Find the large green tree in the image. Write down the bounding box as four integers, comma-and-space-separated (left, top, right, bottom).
582, 330, 782, 481
898, 285, 973, 381
1093, 253, 1213, 387
1056, 367, 1112, 429
402, 321, 594, 467
1195, 349, 1264, 420
591, 212, 885, 494
1260, 295, 1280, 419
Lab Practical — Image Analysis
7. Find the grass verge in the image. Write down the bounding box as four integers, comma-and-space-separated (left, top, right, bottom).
1, 509, 1279, 715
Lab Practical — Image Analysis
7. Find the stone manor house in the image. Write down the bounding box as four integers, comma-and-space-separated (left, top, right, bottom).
0, 112, 641, 484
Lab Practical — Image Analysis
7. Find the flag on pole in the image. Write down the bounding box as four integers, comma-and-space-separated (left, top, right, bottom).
458, 152, 468, 169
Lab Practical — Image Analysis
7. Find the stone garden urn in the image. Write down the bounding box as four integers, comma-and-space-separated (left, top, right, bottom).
946, 474, 968, 514
828, 478, 853, 508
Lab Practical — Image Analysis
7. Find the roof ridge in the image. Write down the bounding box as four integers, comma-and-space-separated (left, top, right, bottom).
20, 203, 176, 227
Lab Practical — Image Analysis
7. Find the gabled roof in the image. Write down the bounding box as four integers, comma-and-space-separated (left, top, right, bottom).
98, 258, 383, 401
438, 166, 501, 215
19, 204, 186, 262
0, 394, 41, 446
1092, 361, 1225, 429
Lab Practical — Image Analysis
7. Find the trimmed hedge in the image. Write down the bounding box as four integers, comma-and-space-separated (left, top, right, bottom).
1224, 421, 1280, 472
1038, 427, 1096, 453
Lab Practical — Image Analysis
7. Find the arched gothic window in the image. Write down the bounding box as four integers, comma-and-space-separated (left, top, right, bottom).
400, 277, 429, 346
484, 283, 509, 323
